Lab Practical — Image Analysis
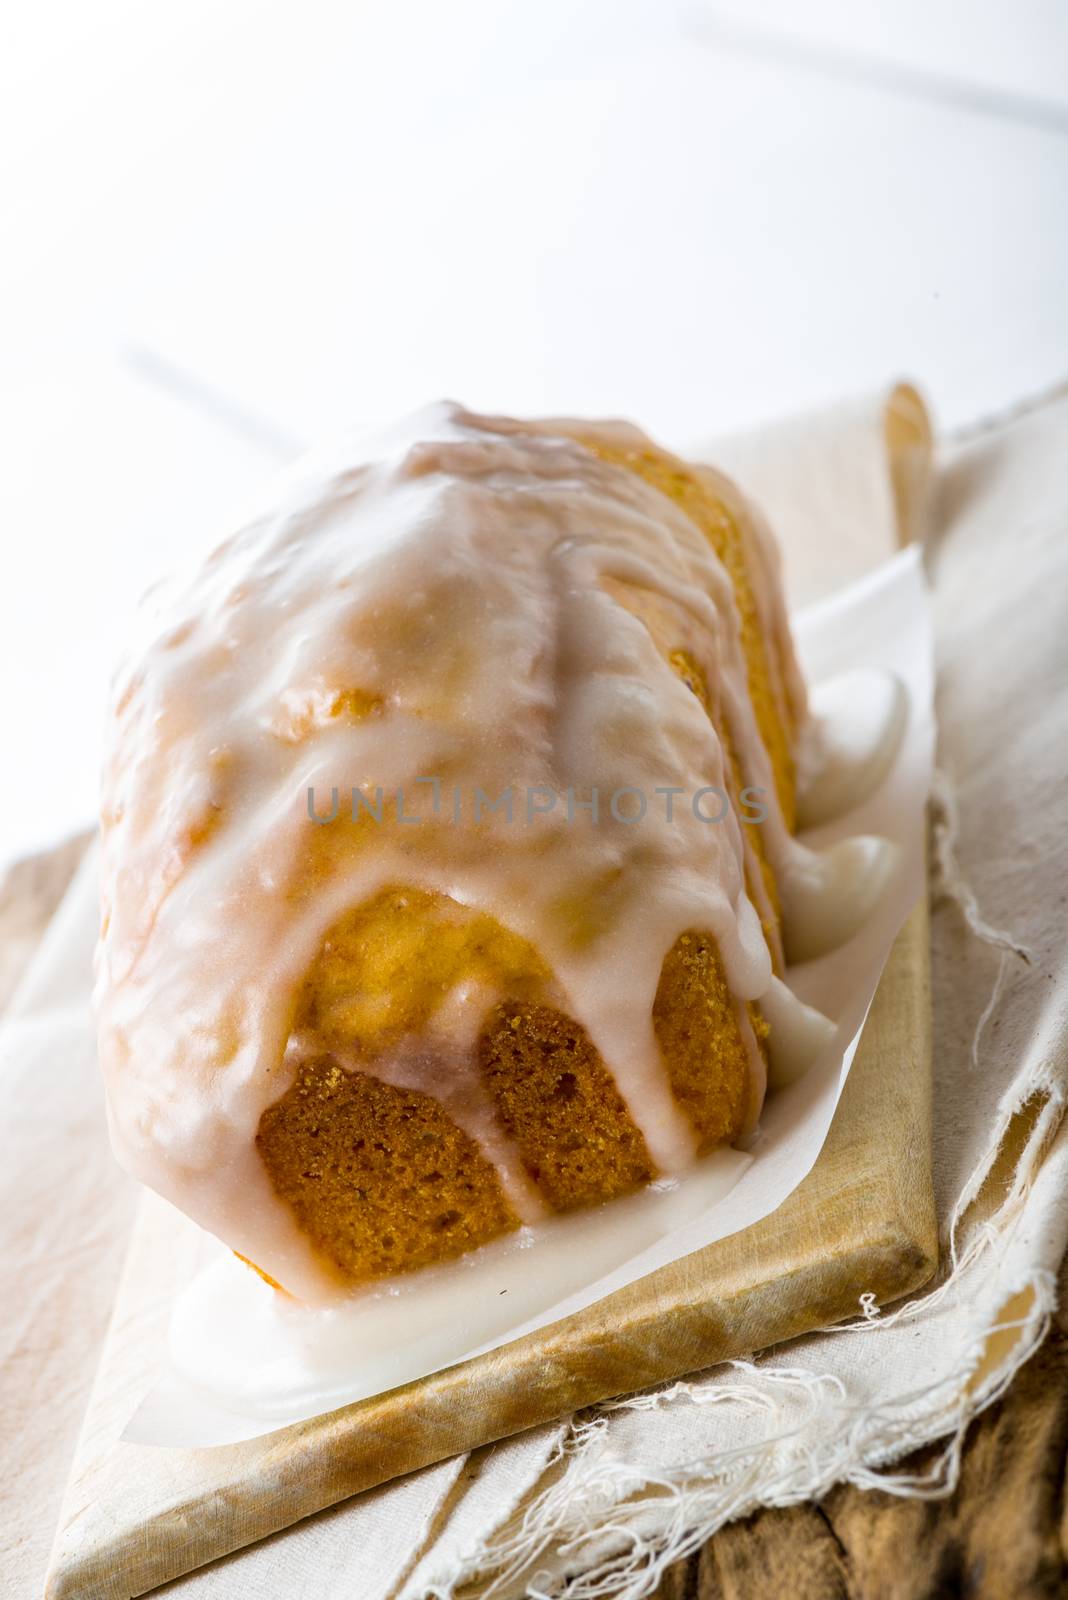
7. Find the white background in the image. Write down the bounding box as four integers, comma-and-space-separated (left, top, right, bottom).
2, 0, 1067, 865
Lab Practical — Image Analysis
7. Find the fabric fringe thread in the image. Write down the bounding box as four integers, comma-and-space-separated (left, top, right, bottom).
419, 769, 1058, 1600
439, 1269, 1054, 1600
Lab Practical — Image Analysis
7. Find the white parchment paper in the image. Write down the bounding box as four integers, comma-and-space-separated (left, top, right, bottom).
126, 546, 933, 1448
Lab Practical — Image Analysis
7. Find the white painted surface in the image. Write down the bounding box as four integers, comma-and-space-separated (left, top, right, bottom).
2, 0, 1067, 861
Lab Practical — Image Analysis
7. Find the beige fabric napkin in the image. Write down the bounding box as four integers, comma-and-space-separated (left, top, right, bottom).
4, 380, 1066, 1599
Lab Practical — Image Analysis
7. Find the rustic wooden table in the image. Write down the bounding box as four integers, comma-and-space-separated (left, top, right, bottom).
6, 838, 1065, 1600
653, 1326, 1068, 1599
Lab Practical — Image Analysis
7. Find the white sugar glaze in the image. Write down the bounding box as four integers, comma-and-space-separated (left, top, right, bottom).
95, 403, 895, 1304
166, 1145, 752, 1426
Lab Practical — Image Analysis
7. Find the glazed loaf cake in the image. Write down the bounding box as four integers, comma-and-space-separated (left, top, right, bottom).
96, 404, 813, 1301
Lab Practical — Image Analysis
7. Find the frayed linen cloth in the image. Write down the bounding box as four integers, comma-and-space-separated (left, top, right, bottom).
3, 380, 1068, 1599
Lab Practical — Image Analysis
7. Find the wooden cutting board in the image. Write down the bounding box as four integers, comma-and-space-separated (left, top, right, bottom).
44, 896, 935, 1599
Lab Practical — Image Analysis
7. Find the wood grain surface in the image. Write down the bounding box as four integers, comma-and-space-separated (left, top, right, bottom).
652, 1324, 1068, 1600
